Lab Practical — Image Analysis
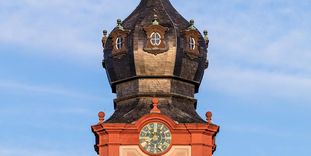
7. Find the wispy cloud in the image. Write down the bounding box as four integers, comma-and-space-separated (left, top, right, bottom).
1, 1, 309, 105
174, 0, 311, 76
0, 80, 102, 100
186, 0, 311, 106
0, 1, 310, 156
205, 66, 311, 104
1, 0, 310, 72
225, 123, 293, 138
0, 0, 137, 59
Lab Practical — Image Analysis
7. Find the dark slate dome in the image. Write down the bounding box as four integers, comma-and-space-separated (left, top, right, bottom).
102, 0, 210, 123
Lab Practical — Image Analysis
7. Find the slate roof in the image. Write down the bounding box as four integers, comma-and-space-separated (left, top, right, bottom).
103, 0, 209, 123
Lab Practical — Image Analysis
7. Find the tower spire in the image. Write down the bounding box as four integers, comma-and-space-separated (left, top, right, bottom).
92, 0, 219, 155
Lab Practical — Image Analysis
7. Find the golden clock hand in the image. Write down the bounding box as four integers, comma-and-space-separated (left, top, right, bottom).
146, 137, 151, 142
154, 123, 157, 133
156, 145, 163, 152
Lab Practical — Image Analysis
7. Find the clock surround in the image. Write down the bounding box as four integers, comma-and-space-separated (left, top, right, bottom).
92, 98, 219, 156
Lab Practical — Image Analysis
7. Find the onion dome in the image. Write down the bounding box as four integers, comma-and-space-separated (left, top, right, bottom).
102, 0, 210, 123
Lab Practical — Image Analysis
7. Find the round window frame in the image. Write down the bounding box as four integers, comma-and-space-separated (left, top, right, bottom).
116, 37, 123, 50
150, 32, 161, 46
189, 37, 196, 50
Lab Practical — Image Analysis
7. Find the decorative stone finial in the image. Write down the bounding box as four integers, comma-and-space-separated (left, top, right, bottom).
116, 19, 124, 30
204, 59, 209, 69
117, 19, 122, 24
190, 19, 194, 25
150, 98, 161, 114
98, 111, 105, 123
203, 30, 209, 48
102, 30, 108, 48
103, 30, 108, 36
206, 111, 212, 124
187, 19, 196, 30
152, 14, 159, 25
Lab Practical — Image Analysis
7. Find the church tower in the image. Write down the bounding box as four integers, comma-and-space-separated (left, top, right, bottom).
92, 0, 219, 155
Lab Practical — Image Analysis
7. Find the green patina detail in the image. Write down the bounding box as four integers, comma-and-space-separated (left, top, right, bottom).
116, 19, 125, 31
187, 19, 196, 30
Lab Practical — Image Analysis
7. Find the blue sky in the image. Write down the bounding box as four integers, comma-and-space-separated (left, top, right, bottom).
0, 0, 310, 156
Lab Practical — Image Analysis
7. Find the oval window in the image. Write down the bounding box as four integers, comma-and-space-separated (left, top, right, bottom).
189, 37, 196, 50
116, 37, 123, 49
150, 32, 161, 46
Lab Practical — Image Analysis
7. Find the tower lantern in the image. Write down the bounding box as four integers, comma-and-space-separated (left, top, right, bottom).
92, 0, 219, 155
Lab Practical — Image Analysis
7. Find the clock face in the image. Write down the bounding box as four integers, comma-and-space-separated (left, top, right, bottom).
139, 122, 172, 155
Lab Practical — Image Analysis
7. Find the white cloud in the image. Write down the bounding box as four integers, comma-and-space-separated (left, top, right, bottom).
0, 0, 137, 59
0, 1, 310, 156
189, 0, 311, 106
1, 0, 309, 105
204, 66, 311, 104
0, 80, 102, 100
1, 0, 310, 71
225, 123, 293, 138
182, 0, 311, 75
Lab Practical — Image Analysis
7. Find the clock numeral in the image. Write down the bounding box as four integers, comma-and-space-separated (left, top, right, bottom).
140, 141, 148, 147
165, 133, 171, 137
162, 145, 167, 149
163, 127, 167, 131
150, 148, 155, 153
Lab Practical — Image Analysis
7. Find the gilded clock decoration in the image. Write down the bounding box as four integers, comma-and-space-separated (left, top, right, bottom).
139, 122, 172, 155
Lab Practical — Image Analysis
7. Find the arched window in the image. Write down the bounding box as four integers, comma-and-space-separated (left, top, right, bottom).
116, 37, 123, 49
150, 32, 161, 46
189, 37, 196, 50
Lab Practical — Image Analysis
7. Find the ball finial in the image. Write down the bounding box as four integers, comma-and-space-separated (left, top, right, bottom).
203, 30, 209, 48
116, 19, 124, 30
152, 98, 159, 105
187, 19, 196, 30
190, 19, 195, 25
206, 111, 212, 123
102, 30, 108, 48
152, 14, 159, 25
150, 98, 161, 113
103, 30, 107, 36
98, 111, 105, 123
117, 19, 122, 25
